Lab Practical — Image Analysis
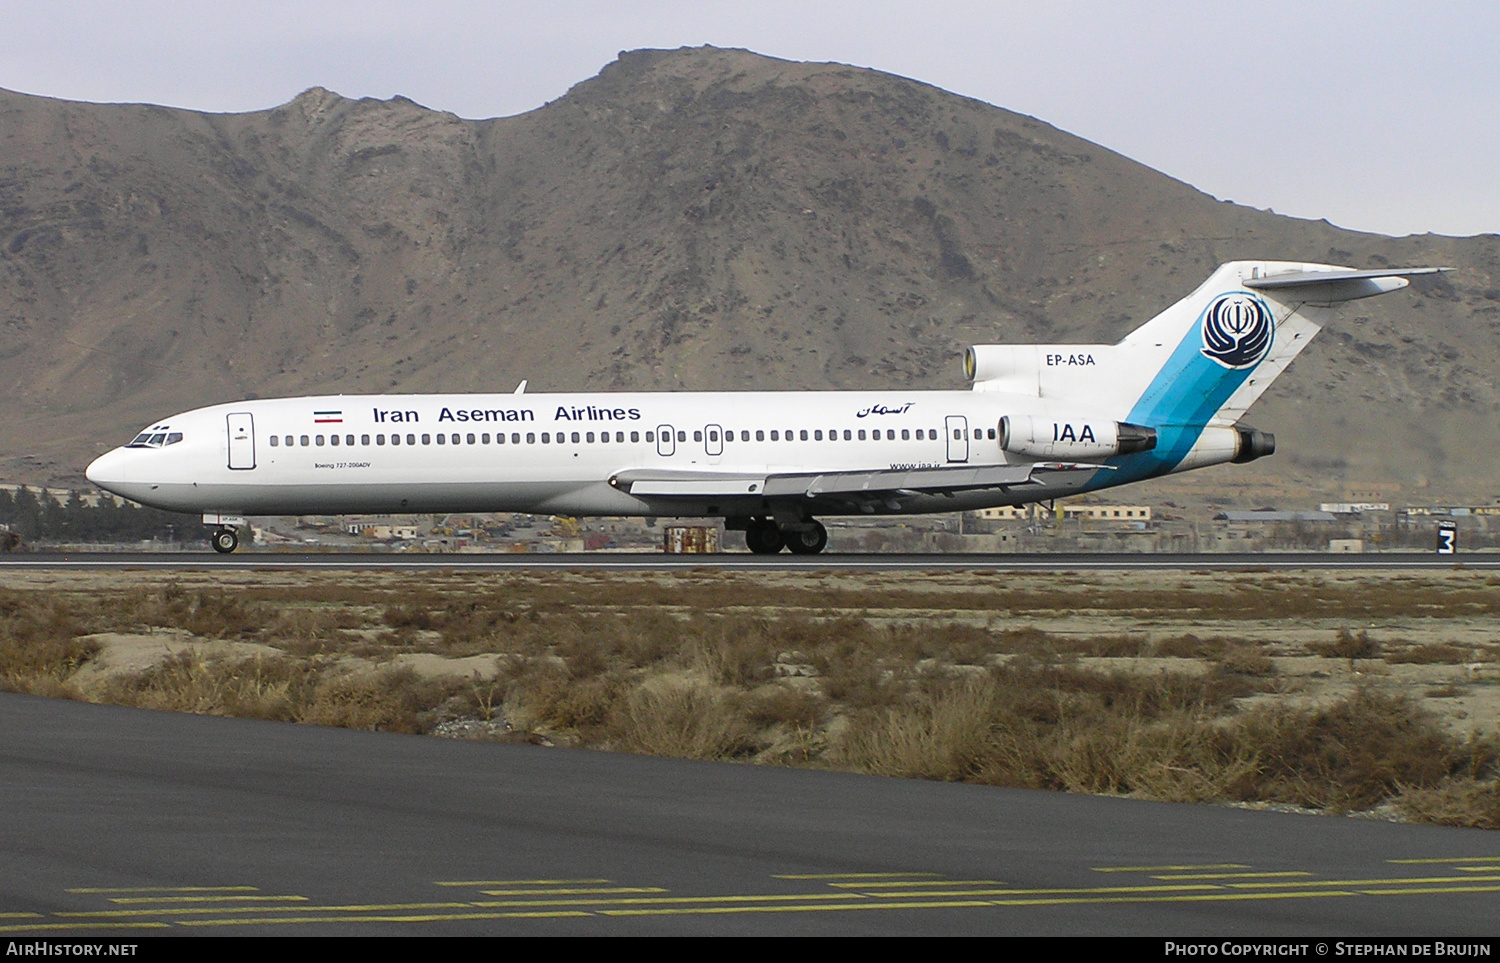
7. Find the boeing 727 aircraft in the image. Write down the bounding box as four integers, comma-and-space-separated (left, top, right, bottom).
85, 261, 1438, 553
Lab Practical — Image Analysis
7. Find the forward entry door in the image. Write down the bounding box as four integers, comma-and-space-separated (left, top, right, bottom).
656, 424, 675, 457
227, 413, 256, 470
945, 415, 969, 463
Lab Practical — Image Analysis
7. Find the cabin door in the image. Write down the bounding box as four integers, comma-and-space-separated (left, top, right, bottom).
656, 424, 676, 457
227, 413, 256, 470
945, 415, 969, 464
704, 424, 723, 463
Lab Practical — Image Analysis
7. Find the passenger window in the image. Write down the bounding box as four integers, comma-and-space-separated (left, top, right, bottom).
756, 430, 764, 441
362, 435, 370, 445
512, 433, 521, 444
301, 435, 310, 447
770, 430, 779, 441
406, 434, 416, 445
377, 434, 386, 446
436, 434, 445, 445
616, 432, 625, 442
330, 435, 340, 446
988, 428, 997, 439
572, 432, 581, 443
741, 430, 750, 442
858, 429, 867, 440
526, 433, 535, 444
285, 436, 294, 447
421, 434, 431, 445
645, 432, 654, 442
677, 430, 686, 443
901, 429, 909, 440
813, 430, 822, 441
269, 436, 278, 447
586, 432, 595, 443
694, 430, 703, 442
629, 431, 638, 442
315, 435, 324, 446
843, 429, 851, 441
468, 434, 476, 445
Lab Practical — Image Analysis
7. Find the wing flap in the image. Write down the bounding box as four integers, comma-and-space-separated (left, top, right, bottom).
612, 462, 1112, 500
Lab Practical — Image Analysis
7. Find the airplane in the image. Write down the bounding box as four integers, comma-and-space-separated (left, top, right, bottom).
85, 261, 1440, 554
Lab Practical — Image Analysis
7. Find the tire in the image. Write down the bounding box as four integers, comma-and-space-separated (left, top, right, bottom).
784, 520, 828, 555
211, 528, 239, 554
745, 519, 785, 554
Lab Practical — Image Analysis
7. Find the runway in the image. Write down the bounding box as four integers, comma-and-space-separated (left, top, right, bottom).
2, 693, 1497, 936
2, 551, 1493, 571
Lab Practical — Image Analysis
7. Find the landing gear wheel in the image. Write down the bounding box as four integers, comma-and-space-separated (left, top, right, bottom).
211, 528, 239, 554
745, 519, 785, 555
784, 520, 828, 555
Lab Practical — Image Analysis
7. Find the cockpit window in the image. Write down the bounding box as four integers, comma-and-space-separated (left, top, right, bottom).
125, 427, 183, 449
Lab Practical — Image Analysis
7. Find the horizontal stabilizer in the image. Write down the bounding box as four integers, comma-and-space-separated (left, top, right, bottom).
1243, 267, 1446, 302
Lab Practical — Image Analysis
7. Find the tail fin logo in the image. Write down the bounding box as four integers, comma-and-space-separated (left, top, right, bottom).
1200, 293, 1273, 369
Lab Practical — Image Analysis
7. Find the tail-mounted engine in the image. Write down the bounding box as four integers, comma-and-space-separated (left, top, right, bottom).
999, 416, 1157, 460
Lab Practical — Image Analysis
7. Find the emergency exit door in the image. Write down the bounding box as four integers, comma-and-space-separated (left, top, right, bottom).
945, 415, 969, 463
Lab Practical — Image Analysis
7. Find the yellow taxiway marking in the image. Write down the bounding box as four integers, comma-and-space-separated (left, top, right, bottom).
600, 900, 997, 917
68, 885, 259, 894
772, 872, 942, 880
176, 910, 592, 927
0, 914, 42, 919
1388, 857, 1500, 865
56, 903, 475, 919
0, 922, 169, 933
471, 893, 860, 909
478, 887, 667, 897
1231, 874, 1500, 889
1358, 884, 1500, 897
435, 878, 612, 887
1152, 872, 1313, 881
855, 884, 1221, 898
1092, 864, 1250, 873
107, 894, 308, 905
829, 879, 1004, 889
1459, 866, 1500, 872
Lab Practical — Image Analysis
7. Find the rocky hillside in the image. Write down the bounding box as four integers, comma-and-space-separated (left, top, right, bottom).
2, 46, 1497, 506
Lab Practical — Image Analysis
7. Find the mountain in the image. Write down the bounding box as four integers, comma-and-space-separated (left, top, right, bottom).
2, 46, 1497, 507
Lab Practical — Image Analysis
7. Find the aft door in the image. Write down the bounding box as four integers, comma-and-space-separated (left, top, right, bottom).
704, 424, 723, 462
656, 424, 675, 457
227, 413, 256, 470
945, 415, 969, 463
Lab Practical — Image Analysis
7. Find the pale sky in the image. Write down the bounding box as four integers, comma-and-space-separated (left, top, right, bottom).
3, 1, 1496, 238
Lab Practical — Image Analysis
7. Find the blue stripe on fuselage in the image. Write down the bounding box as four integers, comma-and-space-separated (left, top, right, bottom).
1081, 292, 1268, 491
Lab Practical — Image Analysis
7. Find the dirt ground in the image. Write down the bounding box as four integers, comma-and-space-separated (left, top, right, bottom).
8, 566, 1497, 737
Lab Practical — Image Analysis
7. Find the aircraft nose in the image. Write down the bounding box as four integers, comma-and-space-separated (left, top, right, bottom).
85, 449, 127, 491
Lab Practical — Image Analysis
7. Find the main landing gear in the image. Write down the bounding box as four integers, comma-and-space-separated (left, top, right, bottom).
210, 528, 239, 554
743, 517, 828, 555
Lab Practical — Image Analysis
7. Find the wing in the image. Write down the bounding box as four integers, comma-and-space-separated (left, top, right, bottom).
609, 461, 1112, 509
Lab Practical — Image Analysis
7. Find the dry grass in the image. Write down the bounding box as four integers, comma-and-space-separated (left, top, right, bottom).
4, 568, 1500, 827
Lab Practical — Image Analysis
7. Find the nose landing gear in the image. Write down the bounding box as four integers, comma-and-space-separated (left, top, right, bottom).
202, 514, 248, 554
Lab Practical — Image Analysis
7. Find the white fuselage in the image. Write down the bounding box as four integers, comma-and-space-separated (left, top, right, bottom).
86, 389, 1093, 519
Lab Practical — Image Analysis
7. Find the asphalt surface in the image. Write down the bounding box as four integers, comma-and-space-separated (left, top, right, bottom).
3, 693, 1498, 936
2, 551, 1494, 571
